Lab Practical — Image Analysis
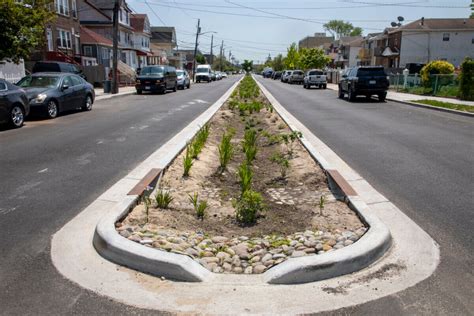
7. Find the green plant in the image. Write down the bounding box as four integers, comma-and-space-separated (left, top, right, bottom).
459, 57, 474, 101
280, 131, 303, 158
228, 98, 239, 110
236, 190, 264, 224
155, 190, 173, 209
191, 124, 210, 159
188, 192, 208, 220
242, 129, 258, 164
319, 195, 326, 216
142, 195, 152, 222
218, 131, 234, 172
261, 131, 281, 146
183, 145, 193, 177
411, 99, 474, 113
270, 152, 290, 179
420, 60, 455, 87
244, 144, 257, 164
238, 162, 253, 193
278, 123, 285, 130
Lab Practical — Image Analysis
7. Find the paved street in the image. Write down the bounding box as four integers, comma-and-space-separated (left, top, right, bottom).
255, 76, 474, 315
0, 77, 239, 315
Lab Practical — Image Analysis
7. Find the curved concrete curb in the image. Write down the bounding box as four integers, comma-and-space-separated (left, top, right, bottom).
93, 196, 211, 282
93, 75, 392, 284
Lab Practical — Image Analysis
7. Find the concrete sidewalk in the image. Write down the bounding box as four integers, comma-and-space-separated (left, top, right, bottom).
327, 83, 474, 106
94, 86, 135, 101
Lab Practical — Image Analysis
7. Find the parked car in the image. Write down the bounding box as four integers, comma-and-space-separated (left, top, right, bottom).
338, 66, 389, 101
303, 69, 327, 89
176, 69, 191, 90
262, 67, 274, 78
216, 72, 222, 80
32, 61, 86, 79
0, 79, 29, 128
288, 70, 304, 84
211, 71, 217, 81
281, 70, 293, 83
17, 73, 94, 119
196, 64, 212, 83
135, 65, 177, 94
272, 71, 282, 80
221, 72, 228, 78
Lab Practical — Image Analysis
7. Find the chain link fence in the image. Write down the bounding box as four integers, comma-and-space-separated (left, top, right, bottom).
389, 73, 459, 98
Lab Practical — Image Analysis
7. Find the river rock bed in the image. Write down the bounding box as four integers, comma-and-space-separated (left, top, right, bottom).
116, 223, 367, 274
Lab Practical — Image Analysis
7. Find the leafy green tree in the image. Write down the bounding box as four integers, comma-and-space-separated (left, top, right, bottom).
196, 54, 206, 64
299, 48, 331, 70
284, 43, 300, 69
272, 54, 285, 71
471, 0, 473, 18
323, 20, 363, 39
0, 0, 55, 63
242, 60, 253, 73
264, 54, 272, 67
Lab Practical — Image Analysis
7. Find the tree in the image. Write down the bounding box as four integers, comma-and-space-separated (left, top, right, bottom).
264, 54, 272, 67
471, 0, 473, 18
196, 54, 206, 64
299, 48, 331, 70
323, 20, 363, 39
284, 43, 300, 69
272, 54, 285, 71
242, 60, 253, 73
0, 0, 55, 63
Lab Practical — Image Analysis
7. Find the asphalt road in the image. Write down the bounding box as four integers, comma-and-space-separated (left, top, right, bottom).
0, 76, 239, 315
255, 76, 474, 315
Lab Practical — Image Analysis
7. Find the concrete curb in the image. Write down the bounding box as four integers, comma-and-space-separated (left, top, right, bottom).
92, 78, 243, 282
388, 98, 474, 117
255, 77, 392, 284
95, 91, 135, 101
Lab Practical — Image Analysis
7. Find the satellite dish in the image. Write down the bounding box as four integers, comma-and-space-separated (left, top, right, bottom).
391, 22, 398, 27
398, 16, 404, 22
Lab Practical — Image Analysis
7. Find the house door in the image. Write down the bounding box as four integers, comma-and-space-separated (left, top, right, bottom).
46, 28, 53, 51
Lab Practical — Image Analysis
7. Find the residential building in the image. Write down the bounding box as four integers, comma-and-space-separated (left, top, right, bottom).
78, 0, 138, 69
29, 0, 82, 65
80, 26, 112, 66
130, 14, 152, 69
149, 26, 178, 67
176, 49, 201, 72
331, 36, 364, 68
299, 33, 334, 49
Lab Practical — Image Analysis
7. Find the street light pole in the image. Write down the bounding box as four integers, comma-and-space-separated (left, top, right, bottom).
111, 0, 121, 94
219, 40, 224, 71
210, 34, 214, 65
192, 19, 201, 82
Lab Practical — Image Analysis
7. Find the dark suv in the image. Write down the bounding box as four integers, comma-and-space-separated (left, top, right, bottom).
338, 66, 389, 101
135, 65, 177, 94
32, 61, 86, 79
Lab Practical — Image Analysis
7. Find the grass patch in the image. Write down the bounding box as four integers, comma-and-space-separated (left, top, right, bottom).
411, 99, 474, 113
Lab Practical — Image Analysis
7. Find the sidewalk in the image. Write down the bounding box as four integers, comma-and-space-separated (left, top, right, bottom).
327, 83, 474, 106
94, 86, 136, 101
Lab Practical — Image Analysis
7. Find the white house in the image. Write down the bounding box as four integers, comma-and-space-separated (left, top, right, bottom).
130, 14, 152, 69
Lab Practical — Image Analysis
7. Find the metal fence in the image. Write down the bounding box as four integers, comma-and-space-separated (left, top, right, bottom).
389, 73, 459, 98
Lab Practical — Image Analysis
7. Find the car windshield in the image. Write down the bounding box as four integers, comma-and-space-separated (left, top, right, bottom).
309, 71, 323, 75
140, 66, 164, 75
293, 71, 303, 75
176, 70, 184, 76
357, 68, 386, 77
197, 68, 209, 73
17, 76, 60, 88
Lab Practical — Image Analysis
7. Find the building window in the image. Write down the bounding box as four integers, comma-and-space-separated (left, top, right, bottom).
55, 0, 69, 16
71, 0, 77, 18
57, 29, 71, 49
102, 47, 109, 59
443, 33, 450, 41
83, 46, 92, 57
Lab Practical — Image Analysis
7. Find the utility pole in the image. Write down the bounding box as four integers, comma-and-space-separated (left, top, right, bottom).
219, 40, 224, 71
111, 0, 121, 94
192, 19, 201, 82
210, 34, 214, 66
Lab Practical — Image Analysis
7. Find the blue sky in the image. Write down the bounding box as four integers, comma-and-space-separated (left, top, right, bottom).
128, 0, 472, 63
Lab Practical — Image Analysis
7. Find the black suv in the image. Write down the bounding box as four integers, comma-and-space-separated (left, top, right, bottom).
32, 61, 86, 79
338, 66, 389, 101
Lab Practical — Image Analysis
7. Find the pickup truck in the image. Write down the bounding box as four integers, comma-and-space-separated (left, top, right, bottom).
303, 70, 327, 89
288, 70, 304, 84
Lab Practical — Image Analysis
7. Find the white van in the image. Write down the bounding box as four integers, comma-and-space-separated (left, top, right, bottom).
196, 64, 212, 83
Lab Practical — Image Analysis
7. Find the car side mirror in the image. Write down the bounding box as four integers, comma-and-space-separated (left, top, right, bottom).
62, 84, 69, 90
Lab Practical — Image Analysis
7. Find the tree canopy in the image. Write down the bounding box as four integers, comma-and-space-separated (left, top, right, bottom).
323, 20, 363, 39
284, 43, 300, 69
0, 0, 55, 63
241, 60, 253, 73
299, 48, 331, 70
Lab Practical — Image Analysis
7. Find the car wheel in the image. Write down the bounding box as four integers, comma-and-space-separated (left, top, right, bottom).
187, 82, 191, 89
46, 100, 59, 119
173, 82, 177, 92
348, 89, 356, 101
378, 93, 387, 102
338, 86, 344, 99
137, 89, 142, 95
82, 94, 93, 111
323, 84, 327, 89
10, 105, 25, 128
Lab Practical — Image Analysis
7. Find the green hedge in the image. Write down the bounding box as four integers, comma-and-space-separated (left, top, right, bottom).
459, 57, 474, 101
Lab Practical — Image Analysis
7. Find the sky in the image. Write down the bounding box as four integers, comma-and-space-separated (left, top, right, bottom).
127, 0, 472, 64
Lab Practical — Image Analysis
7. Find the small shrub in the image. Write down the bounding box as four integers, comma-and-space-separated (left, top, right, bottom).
278, 123, 285, 130
183, 145, 193, 177
459, 57, 474, 101
244, 144, 257, 164
420, 60, 455, 87
218, 131, 234, 172
270, 151, 290, 179
238, 162, 253, 193
242, 128, 258, 150
188, 192, 208, 220
228, 99, 239, 110
236, 190, 264, 224
261, 131, 281, 146
155, 190, 173, 209
191, 124, 210, 159
319, 195, 326, 216
142, 195, 152, 222
280, 131, 303, 158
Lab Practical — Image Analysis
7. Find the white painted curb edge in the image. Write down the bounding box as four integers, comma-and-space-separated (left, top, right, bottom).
255, 77, 393, 284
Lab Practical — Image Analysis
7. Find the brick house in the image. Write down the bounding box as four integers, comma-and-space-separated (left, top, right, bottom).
80, 26, 112, 66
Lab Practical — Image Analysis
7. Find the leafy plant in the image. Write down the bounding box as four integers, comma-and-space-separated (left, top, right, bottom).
319, 195, 326, 216
280, 131, 303, 158
236, 190, 264, 224
459, 57, 474, 101
218, 131, 234, 172
420, 60, 455, 87
191, 124, 210, 159
155, 190, 174, 209
188, 192, 208, 220
183, 145, 194, 177
238, 162, 253, 193
270, 152, 290, 179
142, 195, 152, 223
261, 131, 281, 146
242, 129, 258, 164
